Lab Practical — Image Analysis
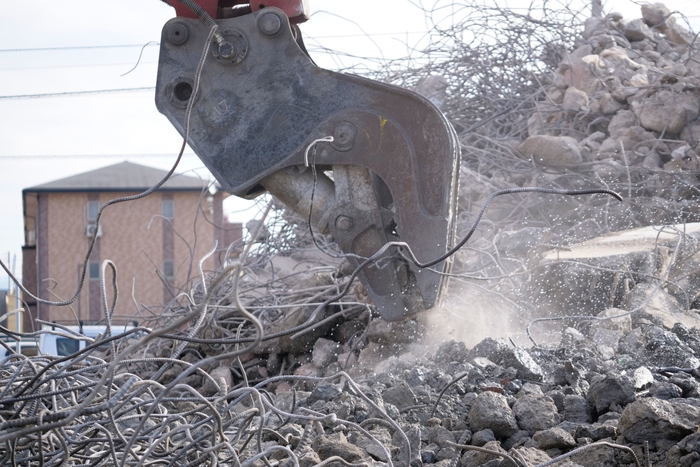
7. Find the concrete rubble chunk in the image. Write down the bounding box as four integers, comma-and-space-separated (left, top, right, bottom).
471, 429, 496, 446
649, 380, 684, 400
469, 338, 544, 382
312, 432, 367, 462
633, 366, 654, 389
468, 391, 519, 438
533, 426, 577, 450
428, 425, 456, 448
306, 383, 343, 405
636, 90, 700, 134
623, 18, 654, 42
575, 422, 617, 441
619, 399, 700, 443
511, 446, 552, 465
512, 394, 561, 434
460, 440, 507, 467
506, 347, 544, 382
562, 86, 589, 111
600, 93, 623, 114
608, 109, 637, 139
528, 223, 700, 324
641, 3, 675, 32
665, 23, 694, 45
564, 395, 592, 423
570, 446, 618, 467
587, 374, 636, 415
519, 135, 583, 166
382, 381, 417, 411
312, 338, 341, 368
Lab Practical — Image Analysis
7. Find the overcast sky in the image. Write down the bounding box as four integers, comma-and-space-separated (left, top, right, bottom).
1, 0, 699, 289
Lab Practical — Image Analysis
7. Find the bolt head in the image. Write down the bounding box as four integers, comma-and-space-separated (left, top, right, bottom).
217, 41, 236, 59
259, 13, 282, 35
166, 23, 189, 45
335, 215, 354, 231
332, 124, 356, 151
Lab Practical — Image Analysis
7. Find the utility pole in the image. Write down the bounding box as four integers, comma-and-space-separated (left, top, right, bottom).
592, 0, 603, 18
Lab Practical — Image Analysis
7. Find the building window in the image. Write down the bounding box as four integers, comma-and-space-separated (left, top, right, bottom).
87, 201, 99, 221
89, 262, 100, 280
162, 200, 174, 219
163, 260, 174, 279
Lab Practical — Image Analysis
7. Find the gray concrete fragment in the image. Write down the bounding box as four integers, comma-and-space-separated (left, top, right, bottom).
460, 440, 507, 467
564, 395, 593, 423
636, 90, 700, 134
469, 391, 519, 438
623, 18, 654, 42
519, 135, 583, 167
312, 432, 367, 462
587, 374, 635, 415
382, 381, 417, 411
562, 87, 589, 112
428, 425, 456, 448
619, 398, 700, 443
312, 338, 341, 368
471, 429, 496, 446
513, 394, 561, 434
533, 426, 577, 450
641, 3, 675, 32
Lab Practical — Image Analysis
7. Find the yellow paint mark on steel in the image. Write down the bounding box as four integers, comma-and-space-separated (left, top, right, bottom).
379, 116, 388, 137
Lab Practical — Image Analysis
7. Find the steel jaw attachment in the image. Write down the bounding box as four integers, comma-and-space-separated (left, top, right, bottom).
155, 7, 460, 321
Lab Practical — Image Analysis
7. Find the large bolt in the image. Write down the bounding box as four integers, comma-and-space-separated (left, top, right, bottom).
166, 22, 189, 45
335, 215, 354, 231
259, 12, 282, 35
332, 123, 356, 151
217, 41, 236, 59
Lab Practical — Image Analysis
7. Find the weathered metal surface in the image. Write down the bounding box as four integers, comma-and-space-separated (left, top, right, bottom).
155, 8, 460, 320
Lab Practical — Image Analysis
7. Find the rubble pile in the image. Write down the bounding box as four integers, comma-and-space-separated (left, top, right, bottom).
523, 3, 700, 175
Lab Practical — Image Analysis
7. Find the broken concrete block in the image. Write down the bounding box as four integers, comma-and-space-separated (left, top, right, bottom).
641, 3, 675, 32
526, 223, 700, 323
512, 394, 560, 434
460, 440, 507, 467
564, 395, 593, 423
666, 23, 695, 45
562, 86, 589, 112
623, 18, 654, 42
468, 391, 519, 438
587, 373, 636, 415
608, 109, 638, 139
382, 381, 417, 411
533, 426, 577, 450
312, 337, 341, 368
519, 135, 583, 166
619, 398, 700, 443
636, 90, 700, 134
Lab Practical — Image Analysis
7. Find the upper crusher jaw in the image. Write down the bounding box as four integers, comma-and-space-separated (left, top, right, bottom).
155, 7, 460, 321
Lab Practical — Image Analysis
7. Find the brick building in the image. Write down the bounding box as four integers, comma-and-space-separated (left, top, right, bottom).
22, 161, 242, 328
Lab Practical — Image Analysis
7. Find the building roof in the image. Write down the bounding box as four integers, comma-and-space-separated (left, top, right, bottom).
23, 161, 209, 193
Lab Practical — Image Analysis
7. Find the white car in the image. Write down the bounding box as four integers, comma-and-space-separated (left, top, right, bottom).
0, 340, 39, 359
39, 324, 140, 356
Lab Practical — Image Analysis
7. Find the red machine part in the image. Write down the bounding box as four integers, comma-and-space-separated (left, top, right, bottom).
169, 0, 309, 23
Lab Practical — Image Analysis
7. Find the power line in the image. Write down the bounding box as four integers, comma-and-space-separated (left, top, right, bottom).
0, 87, 155, 100
0, 44, 160, 53
0, 30, 433, 54
0, 61, 158, 72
